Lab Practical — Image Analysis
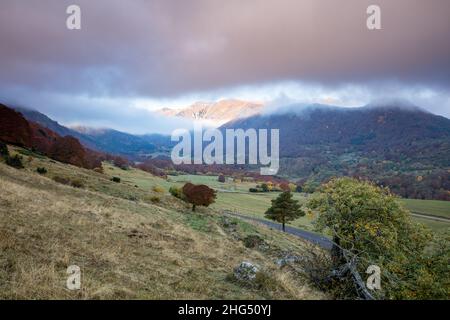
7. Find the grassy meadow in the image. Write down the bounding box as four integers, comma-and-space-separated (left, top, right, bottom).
400, 198, 450, 219
102, 168, 449, 233
0, 146, 326, 299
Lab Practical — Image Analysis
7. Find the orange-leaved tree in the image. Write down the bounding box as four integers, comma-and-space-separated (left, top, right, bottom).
182, 183, 217, 212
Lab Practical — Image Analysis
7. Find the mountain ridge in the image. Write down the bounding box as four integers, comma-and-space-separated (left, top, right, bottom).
11, 106, 166, 159
221, 103, 450, 200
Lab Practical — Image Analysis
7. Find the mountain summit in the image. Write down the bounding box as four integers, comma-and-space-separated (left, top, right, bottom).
158, 99, 264, 126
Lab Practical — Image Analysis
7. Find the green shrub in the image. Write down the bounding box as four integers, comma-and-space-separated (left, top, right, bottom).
227, 270, 278, 292
70, 179, 84, 188
249, 188, 259, 193
127, 195, 138, 201
93, 167, 104, 174
5, 154, 24, 169
169, 186, 184, 199
243, 235, 265, 248
53, 176, 70, 185
36, 167, 47, 175
308, 177, 440, 299
0, 142, 9, 157
152, 185, 165, 193
111, 177, 121, 183
150, 196, 161, 203
254, 271, 279, 291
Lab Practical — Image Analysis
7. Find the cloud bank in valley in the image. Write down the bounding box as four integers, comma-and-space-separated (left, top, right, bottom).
0, 0, 449, 132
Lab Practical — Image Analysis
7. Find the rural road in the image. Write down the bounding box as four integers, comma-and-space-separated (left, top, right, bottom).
223, 210, 449, 251
223, 211, 333, 250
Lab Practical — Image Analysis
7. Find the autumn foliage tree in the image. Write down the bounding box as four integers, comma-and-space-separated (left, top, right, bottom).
49, 136, 87, 168
112, 156, 129, 170
265, 191, 305, 232
0, 104, 33, 148
279, 182, 291, 192
308, 177, 447, 299
182, 183, 217, 211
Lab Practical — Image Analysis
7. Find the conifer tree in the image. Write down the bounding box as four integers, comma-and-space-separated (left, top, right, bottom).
265, 191, 305, 232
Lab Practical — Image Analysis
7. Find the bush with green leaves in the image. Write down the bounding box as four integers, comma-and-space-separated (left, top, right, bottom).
111, 177, 121, 183
70, 179, 84, 188
0, 142, 9, 157
152, 185, 165, 193
52, 176, 70, 185
169, 186, 184, 200
150, 196, 161, 203
308, 177, 447, 299
5, 154, 24, 169
36, 167, 47, 175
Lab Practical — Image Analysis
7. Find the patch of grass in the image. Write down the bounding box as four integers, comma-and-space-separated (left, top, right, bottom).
184, 213, 212, 233
53, 176, 70, 185
52, 176, 84, 189
235, 219, 258, 235
254, 271, 280, 292
400, 198, 450, 219
226, 269, 294, 299
16, 148, 46, 159
412, 217, 449, 234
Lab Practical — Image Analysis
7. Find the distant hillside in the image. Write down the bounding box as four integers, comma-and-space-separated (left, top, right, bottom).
158, 99, 263, 125
12, 106, 168, 159
12, 106, 101, 149
70, 126, 158, 159
222, 103, 450, 200
0, 103, 104, 169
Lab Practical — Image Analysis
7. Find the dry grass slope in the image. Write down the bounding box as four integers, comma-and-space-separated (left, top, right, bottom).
0, 147, 326, 299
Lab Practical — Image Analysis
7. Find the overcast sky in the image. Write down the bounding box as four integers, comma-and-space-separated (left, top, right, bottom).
0, 0, 449, 133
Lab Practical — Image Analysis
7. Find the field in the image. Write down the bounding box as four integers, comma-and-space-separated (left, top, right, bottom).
212, 192, 317, 231
104, 171, 449, 234
400, 198, 450, 219
0, 146, 326, 299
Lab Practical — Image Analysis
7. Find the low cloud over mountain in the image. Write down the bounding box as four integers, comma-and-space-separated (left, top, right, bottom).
0, 0, 449, 131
